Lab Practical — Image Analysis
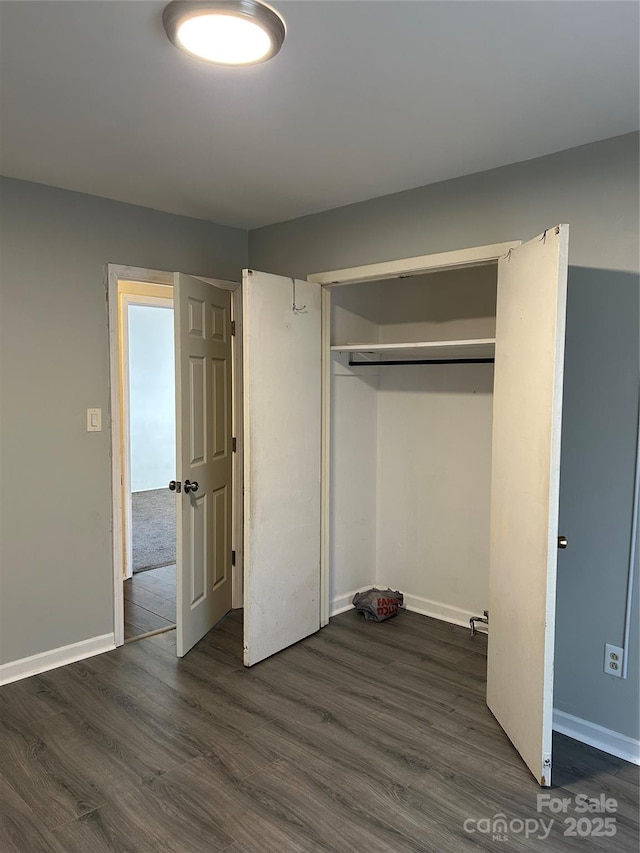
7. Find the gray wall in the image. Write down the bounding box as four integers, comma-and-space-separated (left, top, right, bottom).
0, 177, 247, 665
557, 268, 638, 738
249, 133, 640, 741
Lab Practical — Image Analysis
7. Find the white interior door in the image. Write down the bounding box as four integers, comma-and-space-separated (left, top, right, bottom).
174, 273, 233, 657
487, 225, 569, 786
242, 270, 322, 666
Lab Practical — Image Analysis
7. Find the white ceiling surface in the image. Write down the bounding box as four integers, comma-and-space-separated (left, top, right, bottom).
1, 1, 638, 229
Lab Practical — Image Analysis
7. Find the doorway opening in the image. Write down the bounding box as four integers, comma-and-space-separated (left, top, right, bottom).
119, 281, 177, 642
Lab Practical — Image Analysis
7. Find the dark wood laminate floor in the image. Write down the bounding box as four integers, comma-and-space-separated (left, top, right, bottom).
0, 609, 637, 852
124, 564, 176, 641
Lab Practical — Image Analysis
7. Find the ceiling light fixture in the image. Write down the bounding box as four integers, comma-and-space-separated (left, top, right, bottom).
163, 0, 286, 66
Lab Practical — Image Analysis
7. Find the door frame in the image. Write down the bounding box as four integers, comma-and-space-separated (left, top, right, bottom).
107, 264, 243, 648
198, 276, 245, 620
307, 240, 521, 627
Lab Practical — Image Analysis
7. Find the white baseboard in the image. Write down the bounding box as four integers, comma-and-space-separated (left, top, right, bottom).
553, 709, 640, 765
0, 633, 116, 686
330, 587, 367, 616
402, 592, 487, 632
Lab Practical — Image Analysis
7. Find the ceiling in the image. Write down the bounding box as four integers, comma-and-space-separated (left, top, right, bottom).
1, 1, 638, 229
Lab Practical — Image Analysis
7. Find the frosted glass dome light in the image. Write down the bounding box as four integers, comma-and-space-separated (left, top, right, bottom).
163, 1, 286, 66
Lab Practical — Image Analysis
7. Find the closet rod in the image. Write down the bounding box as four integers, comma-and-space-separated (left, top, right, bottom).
349, 357, 495, 366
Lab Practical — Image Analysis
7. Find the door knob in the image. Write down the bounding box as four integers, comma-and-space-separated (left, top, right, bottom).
558, 535, 568, 549
184, 480, 199, 494
169, 480, 181, 493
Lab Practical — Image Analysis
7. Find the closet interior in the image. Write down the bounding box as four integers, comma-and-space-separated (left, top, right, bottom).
329, 263, 498, 625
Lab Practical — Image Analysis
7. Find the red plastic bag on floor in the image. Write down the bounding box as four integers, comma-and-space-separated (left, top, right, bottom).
352, 588, 403, 621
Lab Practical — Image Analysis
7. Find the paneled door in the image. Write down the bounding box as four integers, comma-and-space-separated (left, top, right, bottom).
242, 270, 322, 666
173, 273, 233, 657
487, 225, 569, 786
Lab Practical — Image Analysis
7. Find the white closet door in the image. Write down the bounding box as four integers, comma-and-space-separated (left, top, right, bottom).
487, 225, 569, 786
174, 273, 233, 657
242, 270, 322, 666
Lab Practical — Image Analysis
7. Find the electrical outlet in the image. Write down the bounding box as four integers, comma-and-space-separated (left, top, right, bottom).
604, 643, 624, 678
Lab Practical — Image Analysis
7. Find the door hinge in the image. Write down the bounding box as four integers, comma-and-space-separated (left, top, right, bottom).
232, 437, 237, 452
231, 320, 236, 336
231, 550, 236, 566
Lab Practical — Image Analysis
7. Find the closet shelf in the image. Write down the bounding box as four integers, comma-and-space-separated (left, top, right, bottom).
331, 338, 496, 365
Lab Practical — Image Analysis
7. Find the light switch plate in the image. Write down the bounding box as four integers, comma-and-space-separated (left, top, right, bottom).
87, 408, 102, 432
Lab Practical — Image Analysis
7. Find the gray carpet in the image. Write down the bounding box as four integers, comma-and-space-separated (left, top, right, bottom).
132, 488, 176, 573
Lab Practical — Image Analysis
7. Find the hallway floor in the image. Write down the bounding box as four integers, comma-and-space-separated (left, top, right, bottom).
123, 564, 176, 641
131, 488, 176, 572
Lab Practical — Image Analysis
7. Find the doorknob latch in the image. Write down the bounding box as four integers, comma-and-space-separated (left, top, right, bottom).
184, 480, 199, 494
558, 535, 568, 549
169, 480, 181, 493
